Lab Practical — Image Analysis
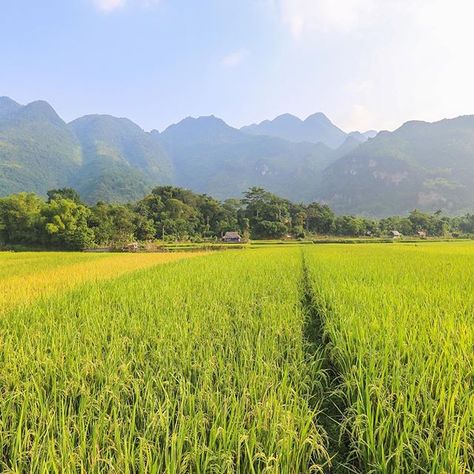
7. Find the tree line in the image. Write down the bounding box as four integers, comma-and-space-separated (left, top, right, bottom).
1, 186, 473, 250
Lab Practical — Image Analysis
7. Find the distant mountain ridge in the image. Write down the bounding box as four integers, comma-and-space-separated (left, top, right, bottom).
240, 112, 377, 149
156, 115, 337, 201
69, 114, 173, 203
0, 98, 83, 198
3, 95, 474, 216
0, 98, 176, 203
0, 97, 22, 118
241, 112, 348, 148
319, 116, 474, 215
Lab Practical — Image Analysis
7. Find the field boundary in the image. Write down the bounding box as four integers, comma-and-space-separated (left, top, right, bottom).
300, 253, 358, 473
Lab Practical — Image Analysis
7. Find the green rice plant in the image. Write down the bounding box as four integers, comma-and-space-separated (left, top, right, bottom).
304, 242, 474, 473
0, 251, 200, 312
0, 248, 328, 472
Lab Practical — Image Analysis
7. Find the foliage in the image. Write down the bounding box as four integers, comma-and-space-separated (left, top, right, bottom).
320, 115, 474, 215
40, 198, 94, 249
1, 185, 472, 250
47, 187, 83, 204
305, 202, 335, 234
242, 187, 291, 238
0, 192, 44, 243
88, 202, 139, 246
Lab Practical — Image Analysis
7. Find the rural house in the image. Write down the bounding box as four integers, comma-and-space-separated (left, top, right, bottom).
390, 230, 401, 239
222, 231, 242, 243
122, 242, 139, 252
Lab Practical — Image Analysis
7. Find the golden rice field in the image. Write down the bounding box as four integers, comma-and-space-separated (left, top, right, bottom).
0, 251, 203, 313
0, 243, 473, 472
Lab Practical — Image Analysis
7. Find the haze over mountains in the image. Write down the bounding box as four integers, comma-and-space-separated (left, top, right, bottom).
2, 95, 474, 216
240, 112, 376, 148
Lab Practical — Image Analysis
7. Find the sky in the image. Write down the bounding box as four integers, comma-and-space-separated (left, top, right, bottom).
2, 0, 474, 133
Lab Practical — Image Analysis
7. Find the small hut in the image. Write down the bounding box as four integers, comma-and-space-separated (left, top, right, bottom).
222, 231, 242, 243
390, 230, 401, 239
417, 230, 427, 238
122, 242, 139, 252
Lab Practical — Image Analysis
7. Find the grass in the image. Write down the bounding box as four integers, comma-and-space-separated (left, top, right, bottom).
1, 242, 473, 472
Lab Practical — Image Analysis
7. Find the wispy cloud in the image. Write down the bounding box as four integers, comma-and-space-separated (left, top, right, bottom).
94, 0, 126, 12
276, 0, 375, 39
220, 49, 248, 68
93, 0, 159, 13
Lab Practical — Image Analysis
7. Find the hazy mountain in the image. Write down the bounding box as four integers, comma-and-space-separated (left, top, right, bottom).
335, 135, 364, 158
318, 116, 474, 216
3, 96, 474, 216
155, 115, 243, 146
0, 99, 174, 203
348, 130, 378, 143
0, 97, 22, 118
0, 98, 83, 196
70, 114, 173, 202
157, 116, 337, 201
362, 130, 378, 140
241, 112, 348, 148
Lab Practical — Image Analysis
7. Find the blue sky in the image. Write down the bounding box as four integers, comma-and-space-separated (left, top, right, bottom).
2, 0, 474, 132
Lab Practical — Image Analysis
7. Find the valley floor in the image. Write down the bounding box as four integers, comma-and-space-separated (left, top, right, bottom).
0, 243, 473, 472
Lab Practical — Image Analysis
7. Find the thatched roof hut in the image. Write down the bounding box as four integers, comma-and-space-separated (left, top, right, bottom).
222, 232, 241, 243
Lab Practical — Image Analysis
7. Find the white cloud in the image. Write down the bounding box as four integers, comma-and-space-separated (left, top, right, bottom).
94, 0, 126, 12
277, 0, 376, 39
268, 0, 474, 131
220, 49, 248, 68
93, 0, 159, 13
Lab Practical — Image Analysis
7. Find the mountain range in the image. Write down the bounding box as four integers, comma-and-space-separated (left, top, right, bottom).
240, 112, 376, 148
2, 95, 474, 216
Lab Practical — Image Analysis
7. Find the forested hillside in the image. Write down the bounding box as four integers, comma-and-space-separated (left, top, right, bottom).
70, 114, 174, 202
320, 116, 474, 215
156, 116, 337, 201
3, 96, 474, 215
0, 98, 82, 196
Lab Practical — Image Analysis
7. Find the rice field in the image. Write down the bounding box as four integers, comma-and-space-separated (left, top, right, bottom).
0, 251, 203, 313
1, 243, 473, 472
304, 243, 474, 473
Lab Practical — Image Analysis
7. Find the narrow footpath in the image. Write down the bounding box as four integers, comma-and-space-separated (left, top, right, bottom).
300, 252, 359, 473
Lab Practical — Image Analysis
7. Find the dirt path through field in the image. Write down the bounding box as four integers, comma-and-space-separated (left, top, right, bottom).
300, 252, 357, 473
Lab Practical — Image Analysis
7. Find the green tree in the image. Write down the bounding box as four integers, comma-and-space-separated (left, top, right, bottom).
305, 202, 335, 234
0, 193, 44, 244
458, 214, 474, 234
243, 187, 290, 238
333, 215, 365, 236
41, 198, 94, 249
379, 216, 413, 236
89, 203, 139, 245
47, 188, 83, 204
